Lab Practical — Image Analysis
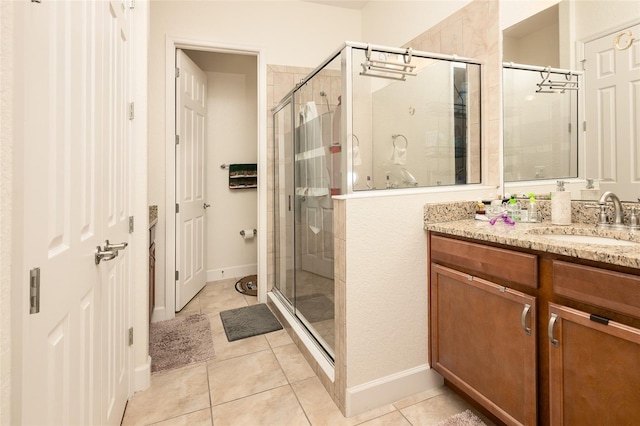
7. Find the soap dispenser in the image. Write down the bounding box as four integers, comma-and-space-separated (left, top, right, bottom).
581, 178, 600, 201
528, 193, 538, 222
551, 180, 571, 225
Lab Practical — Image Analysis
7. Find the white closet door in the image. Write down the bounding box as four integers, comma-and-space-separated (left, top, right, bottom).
176, 49, 208, 311
585, 24, 640, 200
101, 1, 133, 424
19, 0, 132, 424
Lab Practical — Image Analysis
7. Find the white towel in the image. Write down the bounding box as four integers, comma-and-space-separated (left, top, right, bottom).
391, 146, 407, 165
352, 145, 362, 166
303, 101, 318, 123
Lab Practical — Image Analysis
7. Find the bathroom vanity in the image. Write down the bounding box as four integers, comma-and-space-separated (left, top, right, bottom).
426, 219, 640, 426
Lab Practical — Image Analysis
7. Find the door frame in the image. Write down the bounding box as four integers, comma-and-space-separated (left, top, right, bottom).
163, 36, 267, 320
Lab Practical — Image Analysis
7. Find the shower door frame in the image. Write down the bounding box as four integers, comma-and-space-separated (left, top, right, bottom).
272, 47, 347, 362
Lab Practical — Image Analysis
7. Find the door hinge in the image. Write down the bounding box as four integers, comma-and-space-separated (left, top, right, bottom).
176, 203, 179, 213
30, 267, 41, 314
580, 59, 586, 70
175, 67, 180, 78
175, 271, 179, 281
583, 121, 587, 132
128, 327, 134, 346
128, 102, 135, 120
175, 135, 179, 145
129, 216, 134, 233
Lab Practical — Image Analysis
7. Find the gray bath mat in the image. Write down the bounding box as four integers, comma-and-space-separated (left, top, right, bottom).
296, 293, 334, 323
149, 313, 216, 373
220, 304, 283, 342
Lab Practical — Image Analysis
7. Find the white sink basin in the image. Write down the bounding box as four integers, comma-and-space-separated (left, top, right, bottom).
537, 234, 640, 246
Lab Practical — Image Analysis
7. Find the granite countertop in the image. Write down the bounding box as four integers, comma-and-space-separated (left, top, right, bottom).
424, 202, 640, 270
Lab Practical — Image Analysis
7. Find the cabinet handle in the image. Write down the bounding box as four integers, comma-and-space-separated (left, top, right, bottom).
548, 313, 559, 347
521, 303, 531, 335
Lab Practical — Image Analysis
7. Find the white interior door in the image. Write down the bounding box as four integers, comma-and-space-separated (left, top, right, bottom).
176, 49, 208, 311
584, 23, 640, 200
19, 1, 132, 424
101, 1, 133, 424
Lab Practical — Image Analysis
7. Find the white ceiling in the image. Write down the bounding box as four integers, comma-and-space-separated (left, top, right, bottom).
301, 0, 369, 10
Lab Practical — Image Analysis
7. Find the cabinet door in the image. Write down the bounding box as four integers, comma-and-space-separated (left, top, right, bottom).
548, 303, 640, 425
431, 264, 537, 426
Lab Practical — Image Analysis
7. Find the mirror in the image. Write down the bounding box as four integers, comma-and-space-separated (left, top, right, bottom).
502, 3, 579, 184
501, 1, 640, 201
351, 47, 482, 190
502, 65, 579, 182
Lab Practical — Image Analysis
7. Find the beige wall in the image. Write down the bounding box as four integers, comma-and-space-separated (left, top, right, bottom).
148, 1, 362, 316
342, 0, 502, 395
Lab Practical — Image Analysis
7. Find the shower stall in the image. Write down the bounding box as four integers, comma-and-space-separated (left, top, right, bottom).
272, 42, 482, 360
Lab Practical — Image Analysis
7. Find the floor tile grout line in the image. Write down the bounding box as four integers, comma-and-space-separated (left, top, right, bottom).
204, 361, 215, 426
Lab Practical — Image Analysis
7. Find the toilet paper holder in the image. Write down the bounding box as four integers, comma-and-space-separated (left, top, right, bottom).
239, 229, 257, 237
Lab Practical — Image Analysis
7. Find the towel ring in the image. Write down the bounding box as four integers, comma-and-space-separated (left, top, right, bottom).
392, 134, 408, 149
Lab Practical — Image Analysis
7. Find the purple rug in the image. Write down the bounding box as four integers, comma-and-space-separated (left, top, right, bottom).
149, 313, 216, 373
437, 410, 487, 426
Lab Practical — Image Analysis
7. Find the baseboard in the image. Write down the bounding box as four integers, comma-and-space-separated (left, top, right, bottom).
133, 355, 151, 392
345, 365, 444, 417
151, 305, 168, 322
207, 264, 257, 282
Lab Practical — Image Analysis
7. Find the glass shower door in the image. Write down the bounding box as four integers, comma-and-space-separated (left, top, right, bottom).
273, 100, 294, 303
273, 54, 342, 361
294, 79, 337, 358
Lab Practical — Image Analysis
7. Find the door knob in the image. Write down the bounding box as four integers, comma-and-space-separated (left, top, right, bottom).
204, 202, 211, 209
105, 240, 128, 251
95, 246, 119, 265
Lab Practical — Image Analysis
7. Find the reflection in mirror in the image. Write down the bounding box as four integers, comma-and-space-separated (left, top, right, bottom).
351, 47, 481, 190
501, 1, 640, 201
503, 64, 579, 182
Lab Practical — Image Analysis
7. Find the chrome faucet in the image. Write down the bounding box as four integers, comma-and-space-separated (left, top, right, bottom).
597, 191, 625, 229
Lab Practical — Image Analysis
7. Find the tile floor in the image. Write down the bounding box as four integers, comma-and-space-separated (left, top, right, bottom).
122, 278, 493, 426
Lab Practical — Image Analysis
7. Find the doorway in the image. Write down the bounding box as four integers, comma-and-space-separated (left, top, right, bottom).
163, 38, 267, 320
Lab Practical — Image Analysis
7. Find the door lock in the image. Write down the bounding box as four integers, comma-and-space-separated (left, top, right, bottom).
95, 246, 119, 265
204, 202, 211, 209
104, 240, 128, 251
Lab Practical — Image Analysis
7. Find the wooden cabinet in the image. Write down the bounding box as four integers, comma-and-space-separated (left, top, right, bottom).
431, 264, 537, 426
430, 236, 538, 426
547, 260, 640, 426
429, 232, 640, 426
149, 223, 156, 321
548, 303, 640, 425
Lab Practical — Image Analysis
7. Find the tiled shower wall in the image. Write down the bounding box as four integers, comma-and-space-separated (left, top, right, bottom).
403, 0, 501, 188
267, 0, 501, 415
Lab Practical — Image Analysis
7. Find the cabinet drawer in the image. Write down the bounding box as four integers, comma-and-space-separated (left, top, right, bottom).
430, 234, 538, 289
553, 260, 640, 319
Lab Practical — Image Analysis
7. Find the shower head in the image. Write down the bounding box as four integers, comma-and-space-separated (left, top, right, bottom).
319, 90, 331, 114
